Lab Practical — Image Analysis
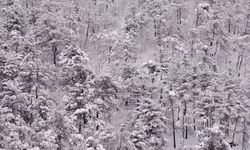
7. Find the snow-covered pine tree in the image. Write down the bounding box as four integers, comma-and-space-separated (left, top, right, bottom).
130, 97, 168, 150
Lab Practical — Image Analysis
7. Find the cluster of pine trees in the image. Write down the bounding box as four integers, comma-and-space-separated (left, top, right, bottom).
0, 0, 249, 150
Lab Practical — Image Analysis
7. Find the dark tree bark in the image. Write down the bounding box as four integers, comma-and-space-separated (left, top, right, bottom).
170, 95, 176, 148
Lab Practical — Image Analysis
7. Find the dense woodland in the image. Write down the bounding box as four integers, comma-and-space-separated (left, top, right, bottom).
0, 0, 250, 150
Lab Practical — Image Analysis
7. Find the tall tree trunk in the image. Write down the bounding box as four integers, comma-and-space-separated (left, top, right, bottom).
193, 118, 196, 131
242, 118, 248, 150
35, 65, 39, 99
78, 117, 82, 133
236, 49, 244, 77
84, 20, 90, 46
177, 106, 180, 121
154, 20, 157, 37
108, 46, 111, 64
118, 130, 123, 150
159, 44, 163, 103
170, 95, 176, 148
52, 44, 57, 65
183, 101, 187, 139
244, 15, 249, 34
196, 11, 199, 27
177, 8, 182, 25
210, 30, 215, 46
193, 96, 196, 131
191, 39, 195, 58
232, 116, 239, 143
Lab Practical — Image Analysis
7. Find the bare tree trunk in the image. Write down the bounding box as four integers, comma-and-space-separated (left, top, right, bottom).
242, 118, 248, 150
177, 8, 182, 25
244, 15, 249, 34
118, 129, 123, 150
210, 30, 215, 46
236, 49, 244, 77
78, 116, 82, 133
154, 20, 157, 37
193, 96, 196, 131
140, 23, 144, 54
191, 39, 195, 58
52, 44, 57, 65
170, 95, 176, 148
35, 65, 39, 99
108, 46, 111, 64
196, 11, 199, 27
185, 125, 188, 139
159, 45, 163, 103
183, 101, 187, 139
193, 118, 196, 131
232, 116, 239, 143
84, 20, 90, 46
177, 106, 180, 121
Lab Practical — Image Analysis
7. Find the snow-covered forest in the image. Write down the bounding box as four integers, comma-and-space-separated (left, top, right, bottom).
0, 0, 250, 149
